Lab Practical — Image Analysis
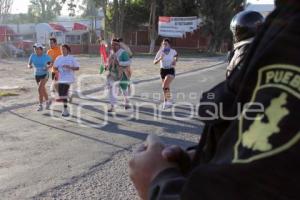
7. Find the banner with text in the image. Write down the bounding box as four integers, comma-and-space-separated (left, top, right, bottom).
158, 16, 202, 38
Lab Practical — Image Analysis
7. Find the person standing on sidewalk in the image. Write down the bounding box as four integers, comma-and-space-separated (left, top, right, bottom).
53, 44, 79, 117
28, 43, 52, 111
154, 38, 178, 109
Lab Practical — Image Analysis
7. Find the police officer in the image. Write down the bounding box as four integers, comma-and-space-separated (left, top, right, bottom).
227, 10, 264, 77
129, 0, 300, 199
196, 10, 264, 164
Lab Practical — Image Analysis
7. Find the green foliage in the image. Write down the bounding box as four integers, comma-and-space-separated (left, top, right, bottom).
196, 0, 243, 52
79, 0, 98, 17
91, 0, 243, 53
60, 0, 79, 17
0, 89, 19, 97
122, 0, 149, 31
28, 0, 64, 22
116, 0, 199, 35
4, 14, 34, 24
162, 0, 197, 16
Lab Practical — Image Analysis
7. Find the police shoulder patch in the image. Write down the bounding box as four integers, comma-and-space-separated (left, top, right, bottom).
233, 64, 300, 163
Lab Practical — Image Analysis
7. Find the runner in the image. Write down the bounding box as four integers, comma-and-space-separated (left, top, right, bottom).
53, 44, 79, 117
47, 37, 62, 101
28, 43, 52, 111
106, 38, 131, 112
153, 38, 178, 109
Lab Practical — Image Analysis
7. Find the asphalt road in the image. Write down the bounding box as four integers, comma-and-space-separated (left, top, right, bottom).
0, 62, 226, 200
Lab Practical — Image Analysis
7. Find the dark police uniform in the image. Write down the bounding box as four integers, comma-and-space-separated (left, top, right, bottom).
196, 10, 264, 165
149, 1, 300, 199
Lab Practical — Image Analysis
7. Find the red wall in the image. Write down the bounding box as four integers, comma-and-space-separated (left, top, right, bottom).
0, 26, 15, 42
67, 28, 227, 54
123, 28, 210, 51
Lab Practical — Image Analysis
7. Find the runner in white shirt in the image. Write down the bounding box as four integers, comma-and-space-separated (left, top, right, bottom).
154, 38, 178, 109
53, 44, 79, 117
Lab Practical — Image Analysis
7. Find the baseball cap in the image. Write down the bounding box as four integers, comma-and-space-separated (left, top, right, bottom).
33, 43, 44, 48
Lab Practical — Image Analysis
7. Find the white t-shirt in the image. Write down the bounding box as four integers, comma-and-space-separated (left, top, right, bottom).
154, 48, 177, 69
54, 55, 80, 83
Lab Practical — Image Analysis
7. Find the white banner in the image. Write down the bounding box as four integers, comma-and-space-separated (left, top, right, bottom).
158, 16, 202, 38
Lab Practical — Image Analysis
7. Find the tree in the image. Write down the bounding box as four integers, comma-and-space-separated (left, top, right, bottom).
99, 0, 109, 41
28, 0, 64, 22
165, 0, 198, 16
3, 13, 35, 24
78, 0, 110, 41
148, 0, 158, 53
123, 0, 149, 32
0, 0, 14, 23
146, 0, 198, 53
59, 0, 79, 17
65, 0, 77, 17
107, 0, 128, 38
77, 0, 109, 41
79, 0, 98, 17
196, 0, 243, 52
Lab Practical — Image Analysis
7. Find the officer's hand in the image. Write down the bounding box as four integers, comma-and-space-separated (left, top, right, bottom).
162, 145, 195, 173
129, 134, 178, 200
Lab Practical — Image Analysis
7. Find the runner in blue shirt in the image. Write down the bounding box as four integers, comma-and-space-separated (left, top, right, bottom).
28, 43, 52, 111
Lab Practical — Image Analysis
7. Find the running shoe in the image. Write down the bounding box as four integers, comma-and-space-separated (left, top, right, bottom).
108, 107, 115, 112
162, 101, 173, 110
45, 100, 52, 110
37, 104, 43, 111
61, 108, 70, 117
125, 105, 131, 110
